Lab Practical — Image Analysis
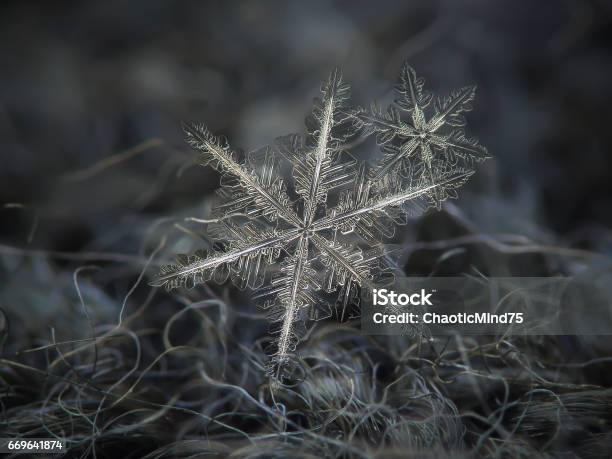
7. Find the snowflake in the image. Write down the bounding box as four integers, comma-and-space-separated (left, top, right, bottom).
354, 64, 489, 209
152, 64, 487, 370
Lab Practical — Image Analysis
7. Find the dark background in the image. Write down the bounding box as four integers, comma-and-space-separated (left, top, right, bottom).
2, 0, 612, 253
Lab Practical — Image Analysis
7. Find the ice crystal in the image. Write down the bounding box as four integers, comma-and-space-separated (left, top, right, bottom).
152, 64, 487, 370
354, 64, 489, 208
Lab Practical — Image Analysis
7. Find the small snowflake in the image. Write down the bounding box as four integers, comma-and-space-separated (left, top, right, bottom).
354, 64, 489, 208
152, 64, 487, 370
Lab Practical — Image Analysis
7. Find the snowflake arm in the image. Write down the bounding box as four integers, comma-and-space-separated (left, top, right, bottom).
395, 62, 433, 114
429, 131, 490, 163
353, 105, 417, 142
316, 168, 474, 234
372, 137, 419, 180
183, 122, 302, 227
270, 235, 315, 365
151, 227, 300, 290
296, 68, 356, 224
428, 85, 476, 130
311, 234, 373, 287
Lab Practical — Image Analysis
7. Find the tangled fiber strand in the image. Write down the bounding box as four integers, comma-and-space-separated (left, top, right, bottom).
2, 173, 612, 458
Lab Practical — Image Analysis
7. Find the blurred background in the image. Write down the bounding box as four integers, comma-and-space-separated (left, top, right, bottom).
2, 0, 612, 253
2, 1, 612, 457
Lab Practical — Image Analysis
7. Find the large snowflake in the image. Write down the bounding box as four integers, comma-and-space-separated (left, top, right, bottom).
152, 63, 488, 369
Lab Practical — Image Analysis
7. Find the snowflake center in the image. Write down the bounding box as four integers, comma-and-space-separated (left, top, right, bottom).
300, 224, 316, 238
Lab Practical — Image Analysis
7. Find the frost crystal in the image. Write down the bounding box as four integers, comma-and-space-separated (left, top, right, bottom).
354, 64, 489, 209
152, 63, 488, 370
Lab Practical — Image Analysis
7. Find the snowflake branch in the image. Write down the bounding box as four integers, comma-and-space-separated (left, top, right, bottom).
310, 234, 371, 286
183, 122, 302, 227
395, 63, 432, 113
430, 132, 490, 162
276, 235, 310, 363
352, 110, 417, 137
428, 86, 476, 132
151, 228, 300, 289
372, 137, 419, 180
315, 170, 474, 231
301, 68, 352, 225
